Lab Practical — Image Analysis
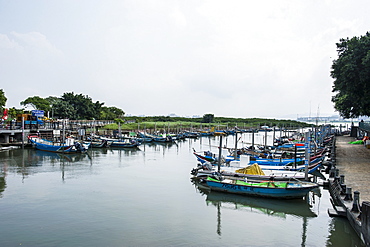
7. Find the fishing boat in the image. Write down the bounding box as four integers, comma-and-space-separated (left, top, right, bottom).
110, 139, 141, 148
137, 131, 174, 142
194, 147, 324, 171
28, 135, 90, 153
191, 162, 310, 181
203, 175, 319, 199
193, 149, 238, 164
90, 139, 112, 148
183, 131, 200, 138
193, 179, 319, 217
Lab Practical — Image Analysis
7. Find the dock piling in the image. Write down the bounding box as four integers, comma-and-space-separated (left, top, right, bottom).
329, 167, 336, 178
344, 187, 353, 201
352, 191, 361, 213
340, 174, 345, 185
361, 202, 370, 244
340, 184, 347, 195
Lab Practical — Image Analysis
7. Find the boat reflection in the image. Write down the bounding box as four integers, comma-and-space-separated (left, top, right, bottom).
33, 150, 90, 163
108, 147, 141, 155
193, 178, 320, 243
192, 179, 319, 218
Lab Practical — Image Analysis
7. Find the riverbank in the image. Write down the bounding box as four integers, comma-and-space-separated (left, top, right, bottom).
335, 135, 370, 203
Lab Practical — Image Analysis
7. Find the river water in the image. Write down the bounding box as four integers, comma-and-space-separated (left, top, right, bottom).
0, 133, 364, 247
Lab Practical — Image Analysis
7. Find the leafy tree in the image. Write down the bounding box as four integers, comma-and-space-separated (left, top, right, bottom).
20, 96, 51, 112
45, 96, 61, 106
202, 113, 214, 123
15, 92, 124, 120
331, 32, 370, 118
45, 96, 61, 118
61, 92, 104, 120
0, 89, 7, 111
101, 106, 125, 120
8, 107, 23, 119
53, 100, 76, 119
114, 118, 124, 124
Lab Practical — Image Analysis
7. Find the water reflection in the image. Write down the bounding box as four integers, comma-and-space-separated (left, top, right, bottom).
142, 141, 179, 155
192, 179, 319, 218
0, 172, 5, 198
33, 150, 90, 163
0, 149, 92, 186
108, 147, 141, 155
326, 217, 366, 247
192, 178, 320, 246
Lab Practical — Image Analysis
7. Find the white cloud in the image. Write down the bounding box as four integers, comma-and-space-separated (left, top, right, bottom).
1, 0, 369, 118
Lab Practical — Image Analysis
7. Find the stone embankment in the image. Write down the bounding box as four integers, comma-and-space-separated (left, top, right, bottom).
335, 135, 370, 203
328, 135, 370, 246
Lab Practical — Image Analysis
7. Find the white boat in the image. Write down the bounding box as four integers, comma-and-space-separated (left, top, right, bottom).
191, 162, 309, 181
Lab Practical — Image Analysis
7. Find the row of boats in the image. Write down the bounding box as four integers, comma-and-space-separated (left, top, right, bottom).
190, 134, 334, 200
27, 127, 334, 200
27, 125, 301, 153
27, 129, 233, 153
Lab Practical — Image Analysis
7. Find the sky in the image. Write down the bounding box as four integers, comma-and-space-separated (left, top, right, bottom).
0, 0, 369, 119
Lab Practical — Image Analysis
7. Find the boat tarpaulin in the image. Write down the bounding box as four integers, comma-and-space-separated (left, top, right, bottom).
235, 163, 265, 175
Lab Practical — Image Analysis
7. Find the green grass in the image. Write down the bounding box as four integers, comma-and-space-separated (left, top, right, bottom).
102, 120, 309, 131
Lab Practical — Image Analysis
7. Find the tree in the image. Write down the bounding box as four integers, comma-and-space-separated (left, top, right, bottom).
101, 106, 125, 120
52, 100, 76, 119
202, 113, 214, 123
8, 107, 23, 119
61, 92, 104, 120
331, 32, 370, 118
0, 89, 7, 111
21, 96, 51, 112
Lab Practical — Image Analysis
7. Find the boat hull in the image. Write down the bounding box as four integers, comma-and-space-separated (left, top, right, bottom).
28, 136, 89, 153
205, 178, 318, 199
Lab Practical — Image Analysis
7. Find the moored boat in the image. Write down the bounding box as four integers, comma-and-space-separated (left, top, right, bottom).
90, 139, 112, 148
28, 135, 90, 153
191, 162, 311, 181
110, 139, 141, 148
203, 176, 319, 199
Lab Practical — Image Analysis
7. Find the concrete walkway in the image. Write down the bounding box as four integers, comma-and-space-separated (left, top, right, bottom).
335, 135, 370, 203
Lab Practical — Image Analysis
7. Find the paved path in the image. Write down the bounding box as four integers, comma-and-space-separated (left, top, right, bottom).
335, 135, 370, 203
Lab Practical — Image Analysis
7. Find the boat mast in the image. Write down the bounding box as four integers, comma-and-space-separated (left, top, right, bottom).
234, 132, 238, 160
217, 135, 223, 173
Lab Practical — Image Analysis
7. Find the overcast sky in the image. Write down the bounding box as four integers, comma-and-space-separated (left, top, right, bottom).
1, 0, 369, 119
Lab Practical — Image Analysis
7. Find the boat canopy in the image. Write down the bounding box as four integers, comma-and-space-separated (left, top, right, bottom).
235, 163, 265, 175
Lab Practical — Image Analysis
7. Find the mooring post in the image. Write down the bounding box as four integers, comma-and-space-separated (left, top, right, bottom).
329, 167, 336, 178
340, 184, 347, 195
352, 191, 361, 213
340, 175, 346, 193
361, 201, 370, 245
340, 175, 345, 185
344, 187, 353, 201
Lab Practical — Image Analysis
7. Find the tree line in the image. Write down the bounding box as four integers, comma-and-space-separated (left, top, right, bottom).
0, 90, 311, 127
0, 91, 124, 120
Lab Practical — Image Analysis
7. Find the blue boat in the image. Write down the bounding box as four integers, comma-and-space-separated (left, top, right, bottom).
110, 139, 141, 148
28, 135, 89, 153
204, 176, 318, 199
137, 132, 174, 142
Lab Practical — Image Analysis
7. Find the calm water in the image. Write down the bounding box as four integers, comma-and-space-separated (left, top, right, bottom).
0, 134, 364, 247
